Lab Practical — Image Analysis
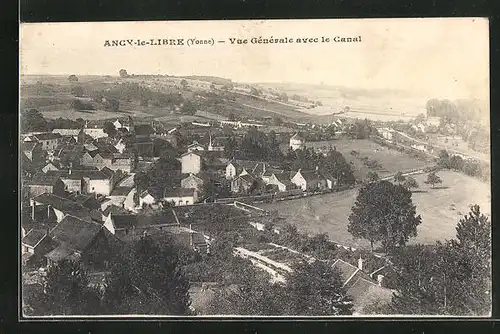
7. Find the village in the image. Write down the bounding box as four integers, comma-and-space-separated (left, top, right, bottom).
20, 95, 491, 316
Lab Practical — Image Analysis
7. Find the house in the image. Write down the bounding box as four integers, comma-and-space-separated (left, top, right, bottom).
103, 214, 139, 237
231, 174, 259, 194
52, 128, 85, 144
377, 128, 395, 141
84, 127, 108, 139
45, 167, 115, 196
80, 151, 114, 169
291, 169, 328, 192
181, 151, 203, 175
181, 173, 205, 193
22, 141, 45, 163
134, 124, 155, 157
32, 133, 62, 151
225, 160, 267, 180
113, 119, 131, 131
139, 190, 156, 207
44, 215, 122, 269
267, 172, 295, 192
207, 134, 225, 152
81, 167, 115, 196
21, 228, 57, 256
41, 162, 60, 173
289, 133, 305, 151
135, 136, 154, 157
319, 170, 337, 189
187, 141, 205, 153
331, 258, 394, 315
30, 193, 93, 223
44, 170, 83, 193
27, 174, 66, 199
163, 188, 198, 206
114, 138, 126, 154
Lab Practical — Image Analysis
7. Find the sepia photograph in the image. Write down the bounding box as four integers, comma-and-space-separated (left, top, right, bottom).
19, 18, 491, 318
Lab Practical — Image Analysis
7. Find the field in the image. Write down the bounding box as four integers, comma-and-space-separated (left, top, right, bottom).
259, 170, 491, 250
300, 138, 434, 181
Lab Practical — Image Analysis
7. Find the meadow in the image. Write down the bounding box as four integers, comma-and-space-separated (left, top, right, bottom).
304, 138, 434, 181
259, 170, 491, 250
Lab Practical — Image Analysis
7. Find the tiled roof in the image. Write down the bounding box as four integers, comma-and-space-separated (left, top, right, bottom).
46, 169, 113, 180
22, 229, 48, 247
332, 259, 359, 285
273, 172, 293, 185
299, 170, 324, 183
346, 277, 394, 312
45, 245, 76, 262
32, 193, 91, 221
52, 129, 82, 136
164, 187, 195, 198
110, 187, 133, 196
50, 215, 102, 252
22, 141, 42, 152
29, 173, 62, 186
112, 214, 139, 230
102, 205, 130, 217
33, 133, 62, 141
236, 174, 256, 184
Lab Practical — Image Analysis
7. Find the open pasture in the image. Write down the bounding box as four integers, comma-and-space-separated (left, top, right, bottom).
259, 170, 490, 250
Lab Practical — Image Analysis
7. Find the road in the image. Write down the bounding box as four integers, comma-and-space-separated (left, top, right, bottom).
393, 130, 489, 164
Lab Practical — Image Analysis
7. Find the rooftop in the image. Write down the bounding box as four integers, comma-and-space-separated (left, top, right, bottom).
22, 229, 48, 247
33, 133, 62, 141
164, 187, 196, 198
111, 214, 139, 230
50, 215, 103, 252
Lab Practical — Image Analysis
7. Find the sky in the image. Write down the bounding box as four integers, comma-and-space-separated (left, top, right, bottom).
20, 18, 489, 100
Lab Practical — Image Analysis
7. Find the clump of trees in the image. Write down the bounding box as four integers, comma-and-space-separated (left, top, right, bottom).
70, 86, 84, 97
68, 74, 78, 82
424, 171, 442, 189
119, 69, 130, 78
348, 180, 422, 252
437, 149, 489, 181
389, 205, 491, 316
70, 99, 95, 111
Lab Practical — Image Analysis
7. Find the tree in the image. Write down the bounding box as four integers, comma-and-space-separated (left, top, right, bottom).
119, 69, 130, 78
180, 100, 197, 115
284, 260, 353, 315
21, 109, 48, 133
103, 235, 191, 315
250, 87, 261, 96
273, 116, 283, 126
393, 171, 406, 184
103, 121, 117, 138
366, 171, 379, 183
68, 74, 78, 82
180, 79, 188, 88
449, 155, 464, 171
71, 86, 84, 97
70, 99, 94, 111
103, 98, 120, 112
348, 180, 422, 252
425, 172, 442, 188
438, 150, 450, 168
403, 176, 419, 191
35, 260, 102, 315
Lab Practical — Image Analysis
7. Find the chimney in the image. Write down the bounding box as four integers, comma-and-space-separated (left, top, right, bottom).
358, 256, 363, 271
46, 227, 50, 237
315, 165, 319, 171
47, 204, 51, 219
377, 274, 385, 287
31, 199, 35, 220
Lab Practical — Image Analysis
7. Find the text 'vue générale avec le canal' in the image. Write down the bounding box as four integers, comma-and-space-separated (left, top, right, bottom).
103, 36, 363, 47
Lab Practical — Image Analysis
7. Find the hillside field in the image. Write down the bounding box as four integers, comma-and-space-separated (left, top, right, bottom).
259, 170, 491, 250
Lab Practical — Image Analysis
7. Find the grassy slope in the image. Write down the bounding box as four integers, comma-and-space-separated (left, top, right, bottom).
259, 170, 490, 250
